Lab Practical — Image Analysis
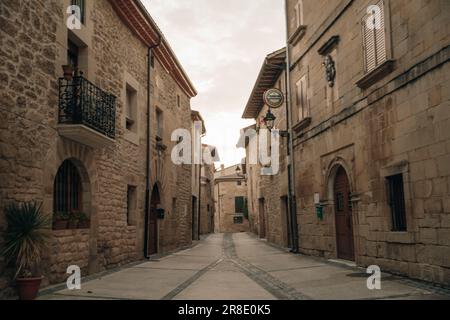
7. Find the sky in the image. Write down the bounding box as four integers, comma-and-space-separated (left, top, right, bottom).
143, 0, 286, 167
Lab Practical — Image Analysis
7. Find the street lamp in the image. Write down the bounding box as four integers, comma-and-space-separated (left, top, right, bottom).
263, 109, 276, 131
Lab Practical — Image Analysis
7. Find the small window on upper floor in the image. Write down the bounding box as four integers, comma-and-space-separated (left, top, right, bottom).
296, 75, 309, 121
294, 0, 304, 28
362, 0, 387, 74
357, 0, 394, 88
126, 84, 137, 132
177, 94, 181, 108
156, 108, 164, 139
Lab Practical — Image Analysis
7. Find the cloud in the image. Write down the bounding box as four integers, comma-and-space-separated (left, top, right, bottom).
143, 0, 286, 166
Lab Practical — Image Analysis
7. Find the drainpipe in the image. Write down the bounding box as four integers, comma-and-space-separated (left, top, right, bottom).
197, 162, 202, 240
144, 36, 162, 259
284, 0, 300, 253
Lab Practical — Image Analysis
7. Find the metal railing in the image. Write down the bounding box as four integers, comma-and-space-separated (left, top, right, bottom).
59, 76, 116, 139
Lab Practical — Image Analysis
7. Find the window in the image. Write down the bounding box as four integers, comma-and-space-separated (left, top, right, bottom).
67, 39, 79, 69
127, 185, 136, 226
233, 216, 244, 224
71, 0, 86, 24
296, 75, 308, 121
54, 160, 82, 216
235, 196, 245, 213
294, 0, 304, 27
237, 181, 242, 186
156, 108, 163, 138
126, 84, 137, 132
386, 174, 407, 231
362, 0, 387, 73
177, 95, 181, 108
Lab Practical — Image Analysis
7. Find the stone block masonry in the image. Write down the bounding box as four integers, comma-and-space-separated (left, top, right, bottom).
0, 0, 196, 297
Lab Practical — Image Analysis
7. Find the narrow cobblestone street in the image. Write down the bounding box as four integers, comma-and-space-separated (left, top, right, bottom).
40, 233, 450, 300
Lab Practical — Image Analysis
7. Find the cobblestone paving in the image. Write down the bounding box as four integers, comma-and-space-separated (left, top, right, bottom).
39, 233, 450, 300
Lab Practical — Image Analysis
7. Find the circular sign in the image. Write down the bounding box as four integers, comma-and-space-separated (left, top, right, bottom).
263, 88, 284, 109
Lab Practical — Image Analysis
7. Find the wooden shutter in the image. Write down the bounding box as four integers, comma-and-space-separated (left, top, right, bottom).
375, 1, 387, 66
296, 76, 307, 120
362, 0, 386, 73
235, 197, 244, 213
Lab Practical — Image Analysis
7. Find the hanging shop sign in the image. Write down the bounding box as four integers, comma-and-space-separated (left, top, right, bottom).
263, 88, 284, 109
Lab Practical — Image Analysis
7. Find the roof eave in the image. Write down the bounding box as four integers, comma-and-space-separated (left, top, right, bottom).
241, 48, 287, 119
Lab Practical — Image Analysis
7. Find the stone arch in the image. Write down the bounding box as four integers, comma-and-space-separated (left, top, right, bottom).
324, 156, 355, 202
42, 139, 100, 280
53, 158, 92, 221
324, 156, 359, 261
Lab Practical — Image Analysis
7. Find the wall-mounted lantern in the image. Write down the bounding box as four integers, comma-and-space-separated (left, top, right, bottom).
263, 109, 276, 131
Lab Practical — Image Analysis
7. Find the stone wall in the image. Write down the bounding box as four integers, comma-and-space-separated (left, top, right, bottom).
286, 0, 450, 284
0, 0, 194, 297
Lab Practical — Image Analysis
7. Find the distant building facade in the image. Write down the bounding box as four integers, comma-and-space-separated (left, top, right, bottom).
214, 165, 249, 233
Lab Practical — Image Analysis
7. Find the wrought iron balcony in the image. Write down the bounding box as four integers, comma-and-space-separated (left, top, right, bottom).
58, 76, 116, 147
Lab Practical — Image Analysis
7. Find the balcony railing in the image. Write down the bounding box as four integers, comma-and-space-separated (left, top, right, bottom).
59, 76, 116, 139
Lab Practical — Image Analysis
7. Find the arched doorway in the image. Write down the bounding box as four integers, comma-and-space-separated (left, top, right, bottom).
333, 166, 355, 261
146, 184, 160, 256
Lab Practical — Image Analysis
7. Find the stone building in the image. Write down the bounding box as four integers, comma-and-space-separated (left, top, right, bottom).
191, 110, 206, 240
241, 48, 291, 247
282, 0, 450, 284
199, 144, 217, 235
0, 0, 197, 296
214, 164, 249, 233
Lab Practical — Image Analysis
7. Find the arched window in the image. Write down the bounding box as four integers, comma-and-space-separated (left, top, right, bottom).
53, 160, 82, 216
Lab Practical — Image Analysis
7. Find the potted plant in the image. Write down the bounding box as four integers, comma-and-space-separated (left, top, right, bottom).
62, 65, 74, 81
2, 202, 50, 300
67, 211, 79, 229
76, 212, 90, 229
53, 211, 69, 230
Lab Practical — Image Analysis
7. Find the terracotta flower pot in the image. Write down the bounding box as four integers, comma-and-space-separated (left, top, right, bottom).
68, 220, 79, 229
62, 65, 73, 81
16, 277, 43, 300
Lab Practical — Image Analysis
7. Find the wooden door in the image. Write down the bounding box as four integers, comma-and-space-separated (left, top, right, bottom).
334, 167, 354, 261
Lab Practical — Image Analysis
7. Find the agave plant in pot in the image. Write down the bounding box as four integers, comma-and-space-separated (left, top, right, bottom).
2, 202, 51, 300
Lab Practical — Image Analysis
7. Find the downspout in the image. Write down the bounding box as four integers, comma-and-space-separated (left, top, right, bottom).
284, 0, 300, 253
197, 162, 202, 239
144, 36, 162, 259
